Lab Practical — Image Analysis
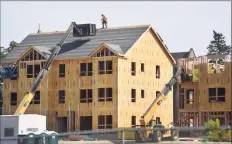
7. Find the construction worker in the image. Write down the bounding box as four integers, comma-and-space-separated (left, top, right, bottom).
101, 14, 107, 29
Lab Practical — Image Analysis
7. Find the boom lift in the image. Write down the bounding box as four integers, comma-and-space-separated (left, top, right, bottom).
0, 64, 18, 79
13, 22, 96, 115
136, 67, 183, 142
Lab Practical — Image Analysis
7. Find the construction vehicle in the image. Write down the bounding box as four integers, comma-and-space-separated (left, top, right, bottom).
0, 64, 18, 79
0, 22, 96, 115
135, 67, 183, 142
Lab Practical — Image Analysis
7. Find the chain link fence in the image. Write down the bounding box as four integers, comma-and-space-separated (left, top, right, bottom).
1, 126, 231, 144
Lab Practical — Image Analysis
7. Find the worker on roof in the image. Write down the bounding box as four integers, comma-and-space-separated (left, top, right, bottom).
101, 14, 107, 29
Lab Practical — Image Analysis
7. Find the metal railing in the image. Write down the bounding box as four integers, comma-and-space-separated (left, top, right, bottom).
0, 126, 231, 144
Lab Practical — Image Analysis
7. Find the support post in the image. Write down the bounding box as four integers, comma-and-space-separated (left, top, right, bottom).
122, 130, 125, 144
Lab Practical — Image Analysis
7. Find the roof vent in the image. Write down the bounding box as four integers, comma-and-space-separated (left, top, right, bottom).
73, 23, 96, 37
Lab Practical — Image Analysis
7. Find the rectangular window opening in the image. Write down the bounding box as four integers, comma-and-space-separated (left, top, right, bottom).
34, 64, 40, 78
131, 116, 136, 127
59, 90, 65, 104
98, 115, 105, 129
217, 88, 225, 102
156, 65, 160, 79
80, 90, 87, 103
156, 91, 161, 98
179, 94, 184, 109
186, 89, 194, 104
106, 61, 113, 74
99, 61, 105, 74
141, 90, 144, 98
59, 64, 65, 77
88, 89, 93, 103
106, 115, 113, 129
98, 88, 105, 102
156, 117, 161, 124
80, 63, 93, 76
131, 89, 136, 102
141, 63, 144, 72
10, 92, 17, 106
106, 88, 113, 101
131, 62, 136, 76
33, 91, 40, 104
27, 65, 33, 78
208, 88, 216, 102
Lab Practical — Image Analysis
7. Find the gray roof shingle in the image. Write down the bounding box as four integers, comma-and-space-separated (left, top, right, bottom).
2, 26, 149, 63
171, 52, 189, 61
104, 43, 123, 54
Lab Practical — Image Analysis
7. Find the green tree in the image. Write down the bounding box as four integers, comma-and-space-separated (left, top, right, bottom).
0, 47, 7, 58
6, 41, 19, 52
204, 119, 231, 142
207, 30, 231, 55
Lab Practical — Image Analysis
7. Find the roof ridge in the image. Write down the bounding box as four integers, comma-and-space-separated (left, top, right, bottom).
171, 51, 189, 54
29, 24, 151, 35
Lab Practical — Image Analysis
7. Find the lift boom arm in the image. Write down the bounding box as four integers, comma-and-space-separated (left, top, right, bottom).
140, 67, 182, 126
14, 22, 80, 115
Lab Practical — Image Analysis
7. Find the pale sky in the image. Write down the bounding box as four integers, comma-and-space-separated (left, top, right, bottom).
1, 1, 231, 56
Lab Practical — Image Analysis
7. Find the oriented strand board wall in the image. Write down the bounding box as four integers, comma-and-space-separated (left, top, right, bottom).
3, 61, 50, 116
46, 56, 119, 130
117, 28, 174, 128
3, 56, 119, 131
198, 63, 231, 111
179, 82, 199, 112
179, 62, 232, 112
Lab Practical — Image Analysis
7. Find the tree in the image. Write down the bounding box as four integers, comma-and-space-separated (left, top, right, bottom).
6, 41, 19, 52
0, 47, 7, 59
207, 30, 231, 55
204, 119, 231, 142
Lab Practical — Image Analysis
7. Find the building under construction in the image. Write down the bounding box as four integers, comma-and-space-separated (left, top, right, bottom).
176, 55, 232, 126
1, 23, 176, 132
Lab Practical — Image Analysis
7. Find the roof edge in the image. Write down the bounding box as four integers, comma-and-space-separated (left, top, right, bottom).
29, 24, 151, 35
149, 27, 176, 64
124, 25, 152, 56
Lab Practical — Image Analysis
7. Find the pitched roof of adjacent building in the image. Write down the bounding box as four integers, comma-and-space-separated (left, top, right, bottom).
2, 24, 175, 64
171, 48, 196, 61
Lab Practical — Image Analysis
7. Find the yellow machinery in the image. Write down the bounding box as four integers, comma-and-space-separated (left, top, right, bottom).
135, 67, 183, 142
14, 22, 96, 115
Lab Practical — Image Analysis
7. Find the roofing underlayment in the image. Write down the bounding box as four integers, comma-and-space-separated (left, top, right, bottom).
2, 25, 150, 63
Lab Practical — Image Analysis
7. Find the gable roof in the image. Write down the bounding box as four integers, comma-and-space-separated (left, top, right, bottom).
89, 43, 123, 57
171, 52, 189, 60
2, 25, 149, 63
149, 27, 176, 64
2, 24, 176, 64
171, 48, 196, 61
15, 46, 50, 62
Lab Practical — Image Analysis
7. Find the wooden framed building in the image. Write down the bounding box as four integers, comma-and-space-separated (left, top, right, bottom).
177, 56, 232, 126
1, 24, 176, 132
171, 48, 196, 124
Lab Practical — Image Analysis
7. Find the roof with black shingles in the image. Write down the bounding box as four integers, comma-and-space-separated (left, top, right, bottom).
171, 52, 189, 61
2, 26, 149, 63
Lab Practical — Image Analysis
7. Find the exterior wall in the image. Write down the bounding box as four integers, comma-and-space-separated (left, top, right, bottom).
3, 55, 118, 131
173, 50, 196, 124
178, 62, 232, 126
0, 116, 19, 144
2, 28, 174, 131
117, 28, 174, 128
49, 57, 118, 131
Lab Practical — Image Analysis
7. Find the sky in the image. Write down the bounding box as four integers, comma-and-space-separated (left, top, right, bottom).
1, 1, 231, 56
